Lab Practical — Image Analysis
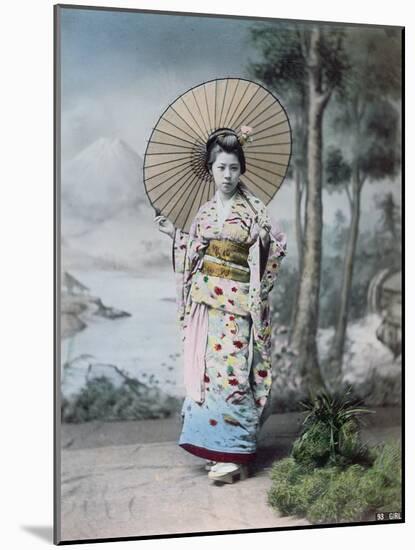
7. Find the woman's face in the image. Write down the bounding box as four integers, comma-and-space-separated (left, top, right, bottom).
209, 151, 241, 197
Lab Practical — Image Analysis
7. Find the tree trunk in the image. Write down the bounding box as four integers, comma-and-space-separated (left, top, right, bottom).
327, 167, 362, 385
290, 27, 327, 393
295, 166, 304, 275
289, 164, 304, 330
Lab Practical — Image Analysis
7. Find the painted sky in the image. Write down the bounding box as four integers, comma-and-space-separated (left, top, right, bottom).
59, 7, 401, 229
60, 7, 266, 160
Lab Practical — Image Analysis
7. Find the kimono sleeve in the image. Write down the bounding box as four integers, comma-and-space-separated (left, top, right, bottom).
259, 213, 287, 298
172, 216, 208, 332
172, 227, 189, 275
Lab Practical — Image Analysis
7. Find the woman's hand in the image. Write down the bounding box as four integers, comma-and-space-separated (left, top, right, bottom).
154, 214, 175, 238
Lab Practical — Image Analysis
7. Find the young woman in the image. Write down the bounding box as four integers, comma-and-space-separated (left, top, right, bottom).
154, 128, 287, 483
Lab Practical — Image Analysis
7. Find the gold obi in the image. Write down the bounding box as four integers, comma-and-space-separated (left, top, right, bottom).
201, 239, 250, 283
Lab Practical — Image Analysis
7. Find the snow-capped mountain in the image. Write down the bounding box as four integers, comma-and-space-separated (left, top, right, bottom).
61, 137, 172, 273
61, 137, 145, 227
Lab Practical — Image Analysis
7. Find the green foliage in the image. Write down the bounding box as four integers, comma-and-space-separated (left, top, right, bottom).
319, 212, 402, 327
307, 464, 368, 523
360, 440, 402, 512
275, 218, 401, 332
317, 29, 350, 96
325, 147, 352, 189
272, 204, 401, 332
267, 390, 401, 523
268, 442, 401, 524
247, 23, 307, 100
291, 420, 332, 467
376, 192, 401, 243
247, 23, 349, 102
358, 101, 401, 181
340, 27, 402, 101
295, 385, 375, 467
268, 458, 333, 515
61, 376, 181, 423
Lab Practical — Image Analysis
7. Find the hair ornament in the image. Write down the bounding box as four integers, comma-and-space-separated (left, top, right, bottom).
238, 125, 254, 147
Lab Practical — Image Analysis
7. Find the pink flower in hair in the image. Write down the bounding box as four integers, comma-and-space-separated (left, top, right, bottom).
240, 125, 253, 135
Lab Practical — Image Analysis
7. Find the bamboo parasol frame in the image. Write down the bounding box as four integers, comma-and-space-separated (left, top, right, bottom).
143, 77, 292, 233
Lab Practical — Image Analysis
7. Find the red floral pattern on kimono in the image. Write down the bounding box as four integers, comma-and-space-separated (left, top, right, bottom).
173, 184, 287, 419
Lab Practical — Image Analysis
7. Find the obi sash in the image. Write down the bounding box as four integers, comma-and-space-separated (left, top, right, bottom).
201, 239, 250, 283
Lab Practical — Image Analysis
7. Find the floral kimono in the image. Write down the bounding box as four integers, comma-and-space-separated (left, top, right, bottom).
172, 183, 287, 464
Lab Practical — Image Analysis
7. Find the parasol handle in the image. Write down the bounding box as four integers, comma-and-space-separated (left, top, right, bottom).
238, 184, 258, 221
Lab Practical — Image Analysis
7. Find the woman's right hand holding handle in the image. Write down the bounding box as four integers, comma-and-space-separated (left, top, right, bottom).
154, 212, 175, 239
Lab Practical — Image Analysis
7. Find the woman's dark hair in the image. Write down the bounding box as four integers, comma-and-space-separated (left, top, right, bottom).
205, 128, 246, 175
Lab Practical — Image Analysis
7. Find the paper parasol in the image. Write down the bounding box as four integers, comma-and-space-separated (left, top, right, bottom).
143, 77, 291, 233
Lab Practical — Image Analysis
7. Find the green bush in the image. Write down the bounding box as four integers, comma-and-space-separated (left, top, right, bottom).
268, 458, 335, 516
293, 385, 375, 468
61, 375, 181, 423
360, 441, 402, 513
307, 464, 367, 523
267, 388, 401, 524
291, 420, 332, 467
268, 442, 401, 524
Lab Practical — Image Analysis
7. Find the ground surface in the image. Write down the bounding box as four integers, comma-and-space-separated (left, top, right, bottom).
59, 407, 401, 542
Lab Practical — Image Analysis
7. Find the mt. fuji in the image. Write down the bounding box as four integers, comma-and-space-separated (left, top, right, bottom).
62, 137, 146, 227
61, 137, 172, 273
